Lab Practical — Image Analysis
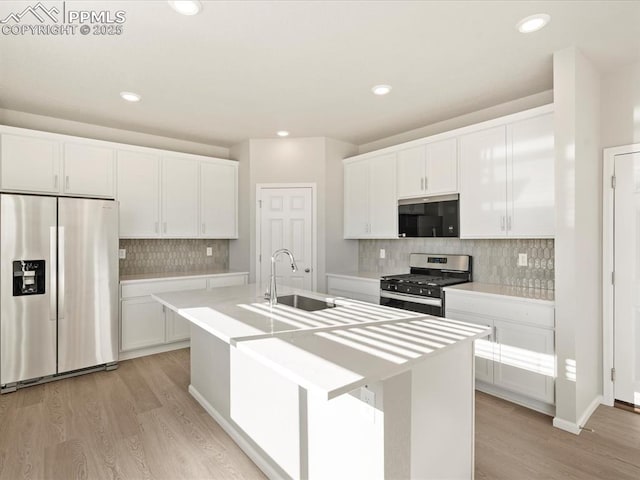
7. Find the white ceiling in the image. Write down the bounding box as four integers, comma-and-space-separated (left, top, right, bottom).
1, 1, 639, 147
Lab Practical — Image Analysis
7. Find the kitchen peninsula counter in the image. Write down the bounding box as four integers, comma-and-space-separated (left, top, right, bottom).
153, 284, 489, 480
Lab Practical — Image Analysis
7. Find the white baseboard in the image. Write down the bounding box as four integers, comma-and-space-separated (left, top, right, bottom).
118, 340, 190, 361
476, 382, 555, 416
553, 394, 603, 435
188, 385, 285, 480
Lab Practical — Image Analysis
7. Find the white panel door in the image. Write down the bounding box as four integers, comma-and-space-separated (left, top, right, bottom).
63, 142, 115, 198
614, 152, 640, 406
162, 156, 199, 237
397, 146, 426, 198
368, 153, 397, 237
259, 187, 313, 292
343, 160, 369, 238
117, 150, 161, 237
426, 138, 458, 195
0, 133, 60, 193
459, 126, 507, 238
200, 160, 237, 238
507, 114, 555, 237
493, 320, 555, 404
121, 297, 166, 351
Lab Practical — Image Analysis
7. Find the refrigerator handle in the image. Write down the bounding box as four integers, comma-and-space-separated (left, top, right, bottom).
50, 226, 57, 321
58, 226, 65, 320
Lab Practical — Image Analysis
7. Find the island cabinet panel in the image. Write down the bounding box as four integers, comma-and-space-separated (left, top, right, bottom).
0, 132, 61, 193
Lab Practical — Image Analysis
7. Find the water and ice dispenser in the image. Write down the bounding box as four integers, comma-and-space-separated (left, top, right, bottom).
13, 260, 45, 296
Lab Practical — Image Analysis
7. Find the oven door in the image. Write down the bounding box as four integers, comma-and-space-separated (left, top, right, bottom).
380, 291, 442, 316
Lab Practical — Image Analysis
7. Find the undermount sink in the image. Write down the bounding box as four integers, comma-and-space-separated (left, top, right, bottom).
276, 294, 337, 312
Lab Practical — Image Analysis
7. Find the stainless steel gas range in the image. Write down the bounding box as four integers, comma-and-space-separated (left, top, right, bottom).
380, 253, 472, 316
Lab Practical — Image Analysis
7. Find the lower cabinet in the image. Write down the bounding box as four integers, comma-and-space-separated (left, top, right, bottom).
444, 288, 555, 413
326, 274, 380, 304
120, 273, 248, 358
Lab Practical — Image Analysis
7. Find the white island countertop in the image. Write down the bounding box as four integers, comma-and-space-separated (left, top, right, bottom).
153, 284, 490, 399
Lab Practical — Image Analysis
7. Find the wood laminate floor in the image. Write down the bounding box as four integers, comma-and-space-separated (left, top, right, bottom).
1, 349, 639, 480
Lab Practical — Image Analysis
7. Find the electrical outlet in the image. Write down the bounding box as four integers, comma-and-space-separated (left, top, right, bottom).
379, 248, 386, 259
518, 253, 528, 267
360, 385, 376, 422
119, 249, 126, 259
206, 247, 213, 257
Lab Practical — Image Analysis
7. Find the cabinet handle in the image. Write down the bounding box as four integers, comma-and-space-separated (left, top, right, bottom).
425, 176, 428, 190
163, 222, 167, 233
507, 216, 512, 231
500, 216, 505, 231
421, 177, 424, 190
202, 223, 206, 234
65, 175, 70, 191
155, 222, 159, 234
53, 175, 58, 189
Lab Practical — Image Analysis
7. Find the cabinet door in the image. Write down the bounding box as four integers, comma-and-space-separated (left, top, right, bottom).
368, 153, 397, 238
165, 308, 190, 343
493, 320, 555, 404
63, 142, 115, 197
200, 161, 237, 238
507, 114, 555, 237
397, 146, 426, 198
162, 156, 199, 237
121, 297, 166, 351
459, 126, 507, 238
117, 150, 161, 237
426, 138, 458, 195
0, 133, 60, 193
343, 160, 369, 238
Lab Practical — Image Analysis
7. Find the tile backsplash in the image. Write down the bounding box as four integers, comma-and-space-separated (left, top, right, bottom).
360, 238, 554, 290
119, 239, 229, 276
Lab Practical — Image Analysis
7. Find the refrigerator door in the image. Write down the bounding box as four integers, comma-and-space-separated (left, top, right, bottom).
57, 197, 118, 373
1, 194, 57, 385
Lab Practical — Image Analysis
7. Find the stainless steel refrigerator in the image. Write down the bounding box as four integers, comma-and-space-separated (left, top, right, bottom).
0, 194, 118, 392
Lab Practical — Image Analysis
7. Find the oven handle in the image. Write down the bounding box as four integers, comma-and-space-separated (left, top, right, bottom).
380, 291, 442, 307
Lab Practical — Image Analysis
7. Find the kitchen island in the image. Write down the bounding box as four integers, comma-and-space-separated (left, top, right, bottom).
153, 284, 489, 480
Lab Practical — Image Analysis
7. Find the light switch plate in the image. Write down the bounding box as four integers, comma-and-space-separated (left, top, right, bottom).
119, 249, 126, 259
379, 248, 386, 259
206, 247, 213, 257
518, 253, 528, 267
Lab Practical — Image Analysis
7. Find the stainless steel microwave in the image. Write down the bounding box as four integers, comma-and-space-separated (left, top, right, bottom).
398, 194, 459, 238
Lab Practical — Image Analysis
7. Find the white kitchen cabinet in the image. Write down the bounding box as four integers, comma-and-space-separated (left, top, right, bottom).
119, 273, 248, 359
62, 142, 115, 197
117, 150, 162, 238
161, 155, 199, 237
200, 160, 238, 238
444, 285, 555, 413
0, 133, 61, 193
326, 274, 380, 304
397, 139, 457, 198
344, 154, 397, 239
459, 113, 554, 238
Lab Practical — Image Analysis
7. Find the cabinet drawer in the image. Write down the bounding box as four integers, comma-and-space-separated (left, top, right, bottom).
208, 274, 247, 289
122, 278, 207, 298
445, 292, 554, 328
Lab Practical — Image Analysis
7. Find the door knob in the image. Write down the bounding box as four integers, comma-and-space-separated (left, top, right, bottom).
304, 268, 311, 273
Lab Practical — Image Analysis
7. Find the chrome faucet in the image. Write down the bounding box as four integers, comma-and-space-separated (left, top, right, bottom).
265, 248, 298, 306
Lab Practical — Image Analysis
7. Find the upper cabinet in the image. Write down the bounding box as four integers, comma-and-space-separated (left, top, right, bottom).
397, 138, 457, 198
0, 133, 61, 193
459, 113, 554, 238
344, 153, 397, 239
200, 159, 238, 238
117, 150, 161, 238
62, 142, 115, 197
161, 155, 199, 237
0, 130, 115, 198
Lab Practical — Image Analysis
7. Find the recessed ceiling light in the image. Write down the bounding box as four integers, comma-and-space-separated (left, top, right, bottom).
168, 1, 202, 16
120, 91, 141, 102
277, 131, 289, 137
516, 14, 550, 33
372, 85, 392, 96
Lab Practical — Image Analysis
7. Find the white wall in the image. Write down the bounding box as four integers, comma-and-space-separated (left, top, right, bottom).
358, 91, 553, 154
601, 61, 640, 148
229, 140, 251, 274
0, 108, 230, 158
553, 47, 602, 432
